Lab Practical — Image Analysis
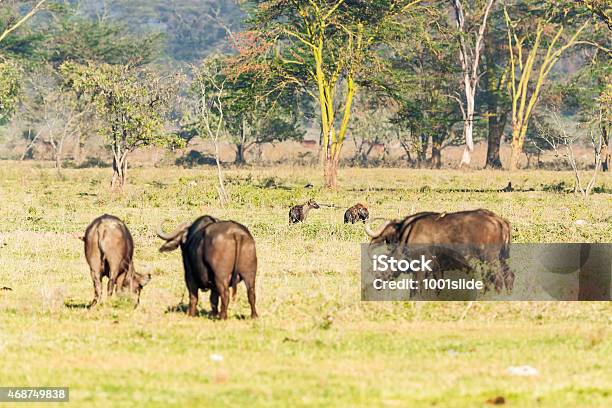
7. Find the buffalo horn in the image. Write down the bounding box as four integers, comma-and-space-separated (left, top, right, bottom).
364, 219, 392, 238
156, 220, 191, 241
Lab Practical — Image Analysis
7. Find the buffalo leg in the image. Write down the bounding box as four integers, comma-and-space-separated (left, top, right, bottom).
502, 261, 514, 292
107, 278, 115, 298
89, 267, 102, 308
215, 277, 230, 320
87, 250, 103, 308
188, 290, 198, 317
116, 272, 127, 294
210, 290, 219, 317
186, 278, 199, 317
244, 276, 258, 319
183, 258, 200, 317
106, 257, 122, 298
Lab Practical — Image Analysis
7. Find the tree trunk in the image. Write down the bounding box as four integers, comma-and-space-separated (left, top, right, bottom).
483, 23, 505, 170
55, 151, 61, 174
486, 112, 506, 169
324, 157, 339, 189
55, 137, 65, 174
235, 116, 247, 165
235, 143, 246, 165
460, 100, 474, 167
509, 147, 520, 170
509, 122, 523, 171
431, 144, 442, 169
111, 154, 128, 191
453, 0, 495, 168
417, 134, 429, 168
602, 127, 609, 172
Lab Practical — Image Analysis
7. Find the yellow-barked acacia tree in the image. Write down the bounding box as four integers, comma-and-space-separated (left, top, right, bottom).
503, 1, 590, 170
238, 0, 425, 188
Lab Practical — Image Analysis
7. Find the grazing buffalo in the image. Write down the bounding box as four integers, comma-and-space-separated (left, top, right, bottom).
289, 199, 320, 224
366, 209, 513, 292
157, 216, 257, 319
81, 215, 151, 308
344, 203, 369, 224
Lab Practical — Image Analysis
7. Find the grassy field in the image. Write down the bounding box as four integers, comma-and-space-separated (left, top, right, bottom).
0, 162, 611, 407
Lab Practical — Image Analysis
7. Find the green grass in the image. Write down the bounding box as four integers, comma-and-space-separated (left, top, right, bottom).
0, 162, 611, 407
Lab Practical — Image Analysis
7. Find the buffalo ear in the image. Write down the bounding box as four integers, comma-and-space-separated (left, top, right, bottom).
159, 240, 180, 252
378, 223, 401, 243
158, 231, 187, 252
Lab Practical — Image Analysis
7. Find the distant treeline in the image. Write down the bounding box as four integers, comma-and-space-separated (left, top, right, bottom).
0, 0, 609, 190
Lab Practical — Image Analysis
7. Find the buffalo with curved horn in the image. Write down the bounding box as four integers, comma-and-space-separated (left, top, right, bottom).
157, 215, 258, 319
365, 209, 513, 292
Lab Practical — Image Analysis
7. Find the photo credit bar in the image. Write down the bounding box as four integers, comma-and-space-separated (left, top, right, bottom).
361, 243, 612, 301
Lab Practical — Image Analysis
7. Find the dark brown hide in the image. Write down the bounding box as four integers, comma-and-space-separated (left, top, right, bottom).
367, 209, 512, 291
158, 216, 257, 319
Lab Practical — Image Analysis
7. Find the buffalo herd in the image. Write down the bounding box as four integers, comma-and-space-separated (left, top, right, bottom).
78, 203, 512, 318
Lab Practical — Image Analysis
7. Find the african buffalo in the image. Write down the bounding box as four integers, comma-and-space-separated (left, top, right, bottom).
366, 209, 513, 292
344, 203, 369, 224
157, 216, 257, 319
289, 199, 320, 224
81, 214, 151, 308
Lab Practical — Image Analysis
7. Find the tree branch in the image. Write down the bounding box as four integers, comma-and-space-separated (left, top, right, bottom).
0, 0, 47, 44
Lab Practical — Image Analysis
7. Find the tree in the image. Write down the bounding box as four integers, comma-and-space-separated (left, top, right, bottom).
552, 9, 611, 170
231, 106, 305, 165
349, 94, 395, 164
376, 4, 462, 168
450, 0, 496, 167
61, 62, 181, 189
19, 66, 85, 170
504, 2, 589, 170
189, 56, 230, 204
244, 0, 424, 188
46, 6, 163, 67
536, 110, 603, 197
0, 0, 47, 123
483, 5, 512, 169
39, 87, 83, 172
215, 50, 307, 165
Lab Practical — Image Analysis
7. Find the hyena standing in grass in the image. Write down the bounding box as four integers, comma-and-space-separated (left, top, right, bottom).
289, 199, 320, 224
344, 203, 369, 224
